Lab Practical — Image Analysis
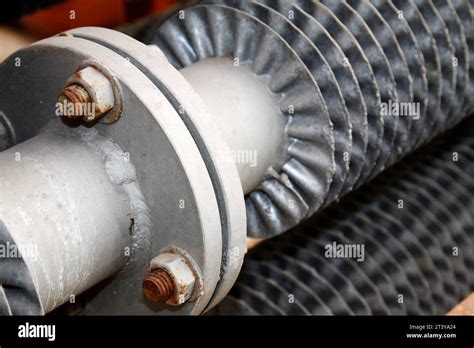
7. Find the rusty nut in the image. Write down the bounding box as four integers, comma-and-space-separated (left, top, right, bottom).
61, 66, 115, 122
148, 252, 196, 306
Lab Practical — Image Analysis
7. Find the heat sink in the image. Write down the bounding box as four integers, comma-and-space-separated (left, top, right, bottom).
142, 0, 474, 238
214, 118, 474, 315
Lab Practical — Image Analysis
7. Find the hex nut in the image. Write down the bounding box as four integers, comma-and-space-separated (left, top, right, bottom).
61, 66, 115, 122
148, 252, 196, 306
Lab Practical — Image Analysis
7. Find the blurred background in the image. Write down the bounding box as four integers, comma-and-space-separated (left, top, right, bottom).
0, 0, 195, 61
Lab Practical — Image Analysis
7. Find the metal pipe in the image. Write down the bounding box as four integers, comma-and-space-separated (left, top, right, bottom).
180, 57, 286, 194
0, 124, 133, 314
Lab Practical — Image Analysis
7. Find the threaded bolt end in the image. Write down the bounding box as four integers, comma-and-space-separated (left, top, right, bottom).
58, 84, 93, 118
59, 84, 91, 105
143, 268, 175, 303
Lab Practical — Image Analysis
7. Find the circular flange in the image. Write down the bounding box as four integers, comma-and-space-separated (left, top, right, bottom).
0, 35, 227, 315
62, 26, 247, 311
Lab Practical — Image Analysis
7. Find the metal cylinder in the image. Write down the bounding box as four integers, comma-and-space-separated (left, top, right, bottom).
0, 124, 133, 314
181, 57, 286, 194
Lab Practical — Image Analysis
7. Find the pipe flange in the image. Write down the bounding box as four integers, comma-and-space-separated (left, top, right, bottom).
64, 27, 247, 311
0, 34, 225, 315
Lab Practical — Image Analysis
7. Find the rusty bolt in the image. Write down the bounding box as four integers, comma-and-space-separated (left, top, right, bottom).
143, 268, 176, 303
58, 66, 115, 122
144, 251, 197, 306
58, 84, 92, 112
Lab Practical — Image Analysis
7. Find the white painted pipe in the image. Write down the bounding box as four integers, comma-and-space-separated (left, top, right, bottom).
0, 126, 133, 314
180, 57, 285, 194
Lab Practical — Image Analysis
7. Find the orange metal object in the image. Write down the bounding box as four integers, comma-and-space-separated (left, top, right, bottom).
19, 0, 180, 38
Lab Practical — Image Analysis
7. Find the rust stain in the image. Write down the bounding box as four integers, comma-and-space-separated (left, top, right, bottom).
142, 268, 175, 303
